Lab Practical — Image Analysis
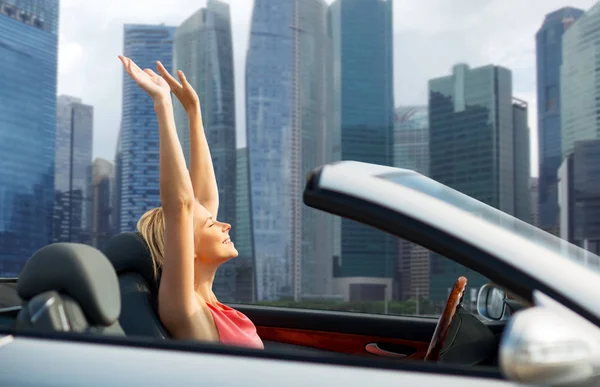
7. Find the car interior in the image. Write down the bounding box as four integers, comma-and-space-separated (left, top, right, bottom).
0, 229, 524, 377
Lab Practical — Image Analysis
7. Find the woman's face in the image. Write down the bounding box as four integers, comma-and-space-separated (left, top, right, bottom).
193, 201, 238, 264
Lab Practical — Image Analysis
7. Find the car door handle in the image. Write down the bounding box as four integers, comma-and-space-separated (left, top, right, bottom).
365, 343, 407, 359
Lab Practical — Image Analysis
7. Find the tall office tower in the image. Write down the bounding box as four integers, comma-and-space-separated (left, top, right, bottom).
112, 125, 122, 235
119, 24, 176, 232
91, 158, 114, 249
558, 139, 600, 255
513, 98, 531, 224
536, 6, 584, 235
173, 1, 238, 301
53, 95, 94, 245
246, 0, 332, 301
234, 147, 256, 303
428, 63, 514, 303
561, 3, 600, 158
530, 177, 540, 228
0, 0, 60, 276
393, 106, 429, 300
329, 0, 395, 302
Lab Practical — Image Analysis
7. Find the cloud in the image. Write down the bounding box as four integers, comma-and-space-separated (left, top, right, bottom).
57, 0, 599, 177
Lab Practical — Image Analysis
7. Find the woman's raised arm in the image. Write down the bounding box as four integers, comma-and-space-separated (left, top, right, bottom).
118, 56, 206, 340
157, 62, 219, 218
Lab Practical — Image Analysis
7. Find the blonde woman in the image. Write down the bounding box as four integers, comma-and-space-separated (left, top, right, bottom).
118, 55, 263, 349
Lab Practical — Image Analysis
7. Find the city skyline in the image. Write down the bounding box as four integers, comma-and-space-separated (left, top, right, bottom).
56, 0, 600, 178
1, 0, 598, 307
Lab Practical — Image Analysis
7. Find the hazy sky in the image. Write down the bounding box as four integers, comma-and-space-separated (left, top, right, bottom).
56, 0, 599, 177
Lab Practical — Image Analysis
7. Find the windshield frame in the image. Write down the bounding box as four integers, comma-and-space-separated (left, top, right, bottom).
377, 170, 600, 270
304, 161, 600, 327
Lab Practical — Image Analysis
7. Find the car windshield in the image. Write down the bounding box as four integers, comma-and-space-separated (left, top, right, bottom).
379, 171, 600, 272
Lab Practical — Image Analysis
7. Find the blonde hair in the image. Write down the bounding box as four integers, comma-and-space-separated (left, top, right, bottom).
137, 207, 165, 279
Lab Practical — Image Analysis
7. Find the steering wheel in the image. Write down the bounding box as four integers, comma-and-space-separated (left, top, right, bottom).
424, 276, 468, 361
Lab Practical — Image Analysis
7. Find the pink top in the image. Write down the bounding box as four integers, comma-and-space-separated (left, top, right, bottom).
206, 302, 264, 350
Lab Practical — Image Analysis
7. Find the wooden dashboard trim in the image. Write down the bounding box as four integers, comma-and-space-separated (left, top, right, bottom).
257, 326, 428, 359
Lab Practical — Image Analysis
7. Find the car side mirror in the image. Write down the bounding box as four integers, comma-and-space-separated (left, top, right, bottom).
477, 283, 506, 321
500, 306, 600, 386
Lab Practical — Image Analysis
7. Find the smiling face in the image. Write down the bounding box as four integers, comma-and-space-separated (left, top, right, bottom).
192, 200, 238, 265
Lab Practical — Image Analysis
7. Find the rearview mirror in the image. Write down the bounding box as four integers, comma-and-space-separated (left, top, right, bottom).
477, 283, 506, 321
500, 306, 600, 386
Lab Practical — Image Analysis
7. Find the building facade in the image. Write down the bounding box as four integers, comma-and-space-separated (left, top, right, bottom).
53, 95, 94, 245
513, 98, 531, 224
246, 0, 332, 301
536, 7, 584, 235
119, 24, 176, 232
329, 0, 396, 302
234, 147, 256, 302
530, 177, 540, 228
0, 0, 59, 276
428, 63, 514, 303
112, 125, 122, 235
91, 158, 114, 249
561, 3, 600, 159
558, 139, 600, 255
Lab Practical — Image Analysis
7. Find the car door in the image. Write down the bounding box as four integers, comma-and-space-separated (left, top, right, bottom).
227, 228, 506, 363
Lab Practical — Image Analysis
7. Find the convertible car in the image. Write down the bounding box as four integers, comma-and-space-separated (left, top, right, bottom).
1, 160, 599, 387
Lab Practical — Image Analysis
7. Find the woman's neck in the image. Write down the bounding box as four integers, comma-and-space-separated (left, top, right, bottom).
193, 262, 219, 304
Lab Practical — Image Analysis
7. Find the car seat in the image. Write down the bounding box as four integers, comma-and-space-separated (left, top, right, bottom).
102, 232, 169, 339
15, 243, 124, 336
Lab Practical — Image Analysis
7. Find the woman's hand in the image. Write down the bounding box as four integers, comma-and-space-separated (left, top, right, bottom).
119, 55, 171, 102
156, 61, 201, 116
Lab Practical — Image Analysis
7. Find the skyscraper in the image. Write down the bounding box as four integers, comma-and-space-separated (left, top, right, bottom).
234, 147, 255, 303
53, 95, 94, 245
91, 158, 114, 249
536, 6, 584, 235
513, 98, 531, 224
394, 106, 429, 176
561, 3, 600, 158
329, 0, 395, 302
173, 1, 237, 301
119, 24, 176, 232
246, 0, 332, 301
112, 124, 122, 235
558, 139, 600, 254
428, 63, 514, 302
530, 177, 540, 227
393, 106, 429, 300
0, 0, 59, 276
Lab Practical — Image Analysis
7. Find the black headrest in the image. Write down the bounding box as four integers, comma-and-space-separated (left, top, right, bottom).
102, 232, 157, 288
17, 243, 121, 326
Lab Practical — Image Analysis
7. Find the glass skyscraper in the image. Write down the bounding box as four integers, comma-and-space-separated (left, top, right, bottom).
53, 95, 94, 245
234, 147, 256, 302
329, 0, 396, 302
246, 0, 332, 301
561, 3, 600, 158
428, 63, 514, 303
536, 6, 584, 235
394, 106, 429, 176
119, 24, 176, 232
91, 158, 114, 249
173, 1, 237, 301
558, 139, 600, 255
0, 0, 59, 276
513, 98, 531, 224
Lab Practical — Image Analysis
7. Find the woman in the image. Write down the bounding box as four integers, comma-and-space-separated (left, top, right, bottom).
118, 55, 263, 350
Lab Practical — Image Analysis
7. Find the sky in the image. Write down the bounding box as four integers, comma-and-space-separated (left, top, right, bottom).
56, 0, 599, 178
